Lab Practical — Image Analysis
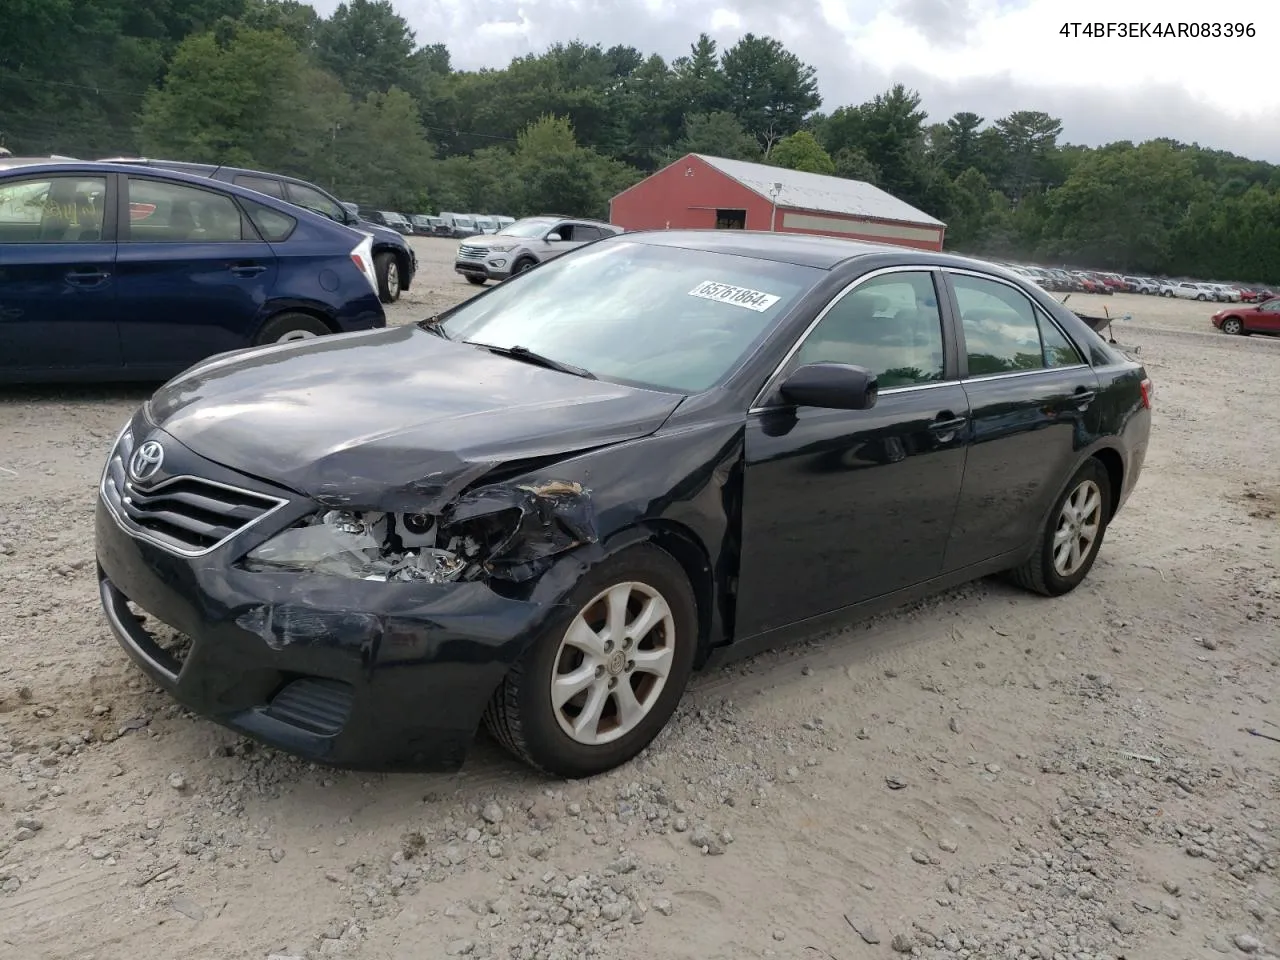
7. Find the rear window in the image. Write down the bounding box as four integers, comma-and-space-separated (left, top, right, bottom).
240, 197, 296, 242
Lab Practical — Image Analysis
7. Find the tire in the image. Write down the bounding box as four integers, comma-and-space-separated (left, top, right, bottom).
511, 257, 537, 276
1009, 458, 1113, 597
1197, 293, 1207, 301
466, 275, 487, 286
375, 252, 401, 303
253, 311, 331, 346
484, 543, 698, 778
1221, 317, 1244, 335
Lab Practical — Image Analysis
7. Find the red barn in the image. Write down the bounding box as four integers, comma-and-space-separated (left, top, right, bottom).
610, 153, 946, 251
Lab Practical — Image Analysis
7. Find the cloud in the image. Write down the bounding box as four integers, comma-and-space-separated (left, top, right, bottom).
306, 0, 1280, 160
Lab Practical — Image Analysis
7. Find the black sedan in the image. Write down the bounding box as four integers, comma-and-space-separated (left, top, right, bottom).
94, 231, 1153, 778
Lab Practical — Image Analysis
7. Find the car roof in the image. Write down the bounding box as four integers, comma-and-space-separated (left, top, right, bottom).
0, 161, 360, 234
614, 228, 1027, 273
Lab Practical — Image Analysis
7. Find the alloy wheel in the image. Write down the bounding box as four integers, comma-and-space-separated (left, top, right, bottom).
275, 329, 319, 343
1053, 479, 1103, 578
550, 581, 676, 746
1222, 318, 1243, 335
386, 261, 400, 297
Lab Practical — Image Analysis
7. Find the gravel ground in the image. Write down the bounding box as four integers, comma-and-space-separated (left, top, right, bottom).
1, 236, 1277, 960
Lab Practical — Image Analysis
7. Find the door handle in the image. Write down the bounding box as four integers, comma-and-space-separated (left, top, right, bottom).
1072, 387, 1097, 407
930, 413, 968, 433
229, 263, 267, 278
66, 269, 109, 285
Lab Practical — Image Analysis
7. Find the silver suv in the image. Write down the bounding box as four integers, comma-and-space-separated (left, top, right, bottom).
454, 215, 623, 285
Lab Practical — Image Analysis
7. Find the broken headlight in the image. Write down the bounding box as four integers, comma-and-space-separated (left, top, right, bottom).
243, 509, 471, 583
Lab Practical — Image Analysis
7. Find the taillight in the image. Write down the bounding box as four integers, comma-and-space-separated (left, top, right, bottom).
1139, 378, 1153, 410
350, 233, 379, 294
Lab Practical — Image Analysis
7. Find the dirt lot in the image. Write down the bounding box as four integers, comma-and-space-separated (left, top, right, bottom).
2, 236, 1277, 960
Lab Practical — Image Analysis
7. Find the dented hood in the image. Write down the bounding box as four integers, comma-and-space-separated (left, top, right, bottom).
146, 325, 684, 510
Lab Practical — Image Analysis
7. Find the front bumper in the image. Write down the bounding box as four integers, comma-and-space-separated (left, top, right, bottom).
94, 428, 549, 771
454, 258, 511, 282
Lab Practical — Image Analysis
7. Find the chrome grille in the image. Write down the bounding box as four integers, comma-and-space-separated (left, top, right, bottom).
458, 244, 488, 260
101, 430, 287, 557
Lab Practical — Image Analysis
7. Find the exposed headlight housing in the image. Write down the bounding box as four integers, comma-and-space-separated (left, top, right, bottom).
243, 509, 470, 583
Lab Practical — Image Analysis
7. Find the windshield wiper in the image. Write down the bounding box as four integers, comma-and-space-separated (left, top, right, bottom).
470, 343, 596, 380
418, 314, 450, 339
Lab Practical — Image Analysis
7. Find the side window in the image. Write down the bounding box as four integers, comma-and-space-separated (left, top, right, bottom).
1037, 311, 1084, 367
239, 197, 297, 243
575, 225, 603, 242
950, 274, 1046, 376
792, 271, 946, 388
285, 182, 346, 222
126, 179, 244, 242
0, 176, 107, 243
555, 223, 576, 242
233, 175, 285, 199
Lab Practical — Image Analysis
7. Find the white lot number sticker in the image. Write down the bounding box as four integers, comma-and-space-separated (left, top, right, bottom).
688, 280, 780, 312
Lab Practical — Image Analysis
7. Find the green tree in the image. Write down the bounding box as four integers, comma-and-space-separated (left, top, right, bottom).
768, 131, 835, 174
332, 87, 434, 207
994, 110, 1064, 201
138, 26, 345, 172
674, 112, 761, 161
1040, 140, 1208, 270
315, 0, 417, 100
720, 34, 821, 153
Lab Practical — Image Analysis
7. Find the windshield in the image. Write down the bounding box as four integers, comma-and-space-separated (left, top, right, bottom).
498, 218, 556, 238
438, 240, 823, 393
455, 217, 475, 227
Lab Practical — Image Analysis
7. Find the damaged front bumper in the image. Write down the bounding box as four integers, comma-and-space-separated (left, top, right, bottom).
94, 430, 599, 771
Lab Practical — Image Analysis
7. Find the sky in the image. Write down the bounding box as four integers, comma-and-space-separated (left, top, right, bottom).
307, 0, 1280, 162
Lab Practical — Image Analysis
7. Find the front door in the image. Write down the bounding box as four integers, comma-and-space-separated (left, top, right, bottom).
540, 222, 591, 260
114, 176, 278, 372
940, 270, 1102, 571
0, 172, 120, 376
1251, 299, 1280, 334
736, 268, 970, 638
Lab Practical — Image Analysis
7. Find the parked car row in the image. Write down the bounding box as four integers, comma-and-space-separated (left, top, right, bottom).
998, 260, 1274, 303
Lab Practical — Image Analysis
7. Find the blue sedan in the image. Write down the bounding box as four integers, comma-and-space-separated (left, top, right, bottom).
0, 160, 386, 383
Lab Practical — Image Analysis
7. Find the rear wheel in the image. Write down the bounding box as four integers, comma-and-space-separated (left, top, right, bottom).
1009, 458, 1112, 597
253, 311, 330, 346
484, 543, 698, 778
1221, 317, 1244, 335
375, 252, 401, 303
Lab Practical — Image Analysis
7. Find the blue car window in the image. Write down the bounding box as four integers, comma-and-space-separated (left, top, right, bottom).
126, 179, 244, 243
240, 196, 297, 243
0, 176, 107, 243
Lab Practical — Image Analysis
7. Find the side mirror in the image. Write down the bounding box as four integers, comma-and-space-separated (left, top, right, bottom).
545, 232, 562, 242
779, 362, 878, 411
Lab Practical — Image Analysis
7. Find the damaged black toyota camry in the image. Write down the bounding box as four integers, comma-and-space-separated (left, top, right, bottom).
95, 230, 1153, 778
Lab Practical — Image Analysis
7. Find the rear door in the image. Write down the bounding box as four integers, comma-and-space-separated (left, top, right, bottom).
939, 268, 1102, 572
114, 176, 279, 372
0, 172, 121, 376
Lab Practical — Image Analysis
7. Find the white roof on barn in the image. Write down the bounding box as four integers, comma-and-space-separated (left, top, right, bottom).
694, 154, 945, 227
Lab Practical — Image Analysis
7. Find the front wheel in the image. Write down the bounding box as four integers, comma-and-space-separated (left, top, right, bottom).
484, 543, 698, 778
466, 275, 487, 286
512, 257, 536, 276
1221, 317, 1244, 335
375, 252, 401, 303
1008, 458, 1112, 597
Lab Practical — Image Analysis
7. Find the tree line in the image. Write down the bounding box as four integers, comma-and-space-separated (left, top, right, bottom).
3, 0, 1278, 282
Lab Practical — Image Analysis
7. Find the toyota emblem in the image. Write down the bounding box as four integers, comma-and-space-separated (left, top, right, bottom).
129, 440, 165, 483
